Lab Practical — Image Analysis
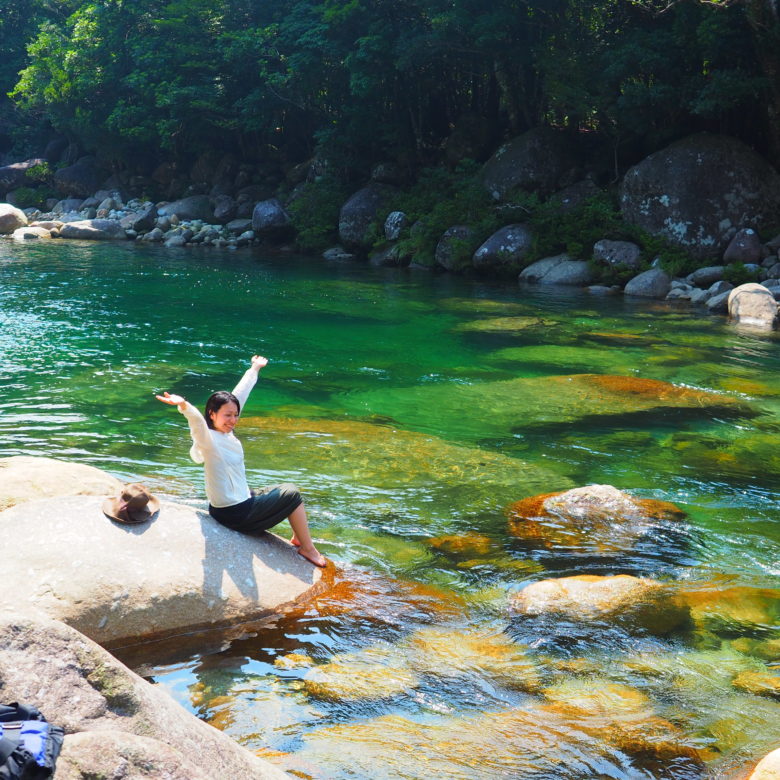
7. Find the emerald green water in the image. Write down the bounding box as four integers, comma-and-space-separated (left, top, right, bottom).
2, 239, 780, 778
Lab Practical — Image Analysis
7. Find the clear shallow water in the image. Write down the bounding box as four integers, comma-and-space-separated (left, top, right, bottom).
2, 239, 780, 778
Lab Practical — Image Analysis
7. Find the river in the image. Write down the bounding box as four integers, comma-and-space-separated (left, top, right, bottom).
2, 239, 780, 778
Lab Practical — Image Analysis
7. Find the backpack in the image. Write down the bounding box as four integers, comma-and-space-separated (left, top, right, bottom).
0, 703, 63, 780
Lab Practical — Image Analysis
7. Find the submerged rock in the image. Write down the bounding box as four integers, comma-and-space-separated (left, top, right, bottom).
303, 642, 418, 700
293, 701, 703, 779
238, 416, 571, 515
732, 670, 780, 700
453, 315, 550, 333
402, 626, 541, 692
680, 584, 780, 638
339, 373, 745, 441
510, 574, 688, 635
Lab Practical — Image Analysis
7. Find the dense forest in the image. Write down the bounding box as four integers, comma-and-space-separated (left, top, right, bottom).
1, 0, 778, 184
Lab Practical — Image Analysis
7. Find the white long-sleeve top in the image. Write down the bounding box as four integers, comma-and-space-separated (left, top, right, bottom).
179, 368, 258, 508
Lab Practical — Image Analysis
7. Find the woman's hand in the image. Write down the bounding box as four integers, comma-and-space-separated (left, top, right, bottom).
156, 391, 186, 410
251, 355, 268, 372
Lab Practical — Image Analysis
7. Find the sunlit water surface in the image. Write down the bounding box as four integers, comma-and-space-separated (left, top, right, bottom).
2, 239, 780, 778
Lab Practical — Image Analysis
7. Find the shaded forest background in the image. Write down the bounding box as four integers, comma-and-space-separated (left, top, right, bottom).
1, 0, 779, 184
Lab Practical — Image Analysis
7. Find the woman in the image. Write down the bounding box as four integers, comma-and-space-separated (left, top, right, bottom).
156, 354, 327, 567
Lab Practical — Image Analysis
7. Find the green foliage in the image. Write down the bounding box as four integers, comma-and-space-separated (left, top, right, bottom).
391, 162, 505, 267
287, 177, 350, 252
639, 233, 700, 279
12, 185, 53, 209
24, 161, 52, 183
524, 192, 627, 261
723, 262, 760, 287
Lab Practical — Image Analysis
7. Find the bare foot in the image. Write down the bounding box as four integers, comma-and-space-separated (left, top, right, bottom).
290, 535, 301, 547
297, 546, 327, 568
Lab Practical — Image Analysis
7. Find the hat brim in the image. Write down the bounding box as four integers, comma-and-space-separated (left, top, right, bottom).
102, 496, 160, 525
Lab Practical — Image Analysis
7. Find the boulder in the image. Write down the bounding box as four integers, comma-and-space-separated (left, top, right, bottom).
251, 198, 293, 238
0, 203, 28, 233
549, 178, 601, 211
728, 283, 778, 329
323, 246, 356, 261
157, 195, 214, 222
748, 748, 780, 779
0, 456, 121, 511
510, 574, 688, 635
0, 612, 287, 779
518, 253, 592, 285
54, 156, 102, 197
481, 127, 579, 200
706, 290, 732, 313
724, 227, 763, 264
338, 183, 393, 249
0, 158, 47, 192
507, 484, 685, 556
141, 227, 164, 242
592, 239, 642, 269
619, 133, 780, 258
53, 197, 85, 214
0, 491, 325, 645
212, 193, 237, 223
59, 219, 126, 240
435, 225, 476, 271
369, 242, 409, 267
623, 268, 671, 298
226, 217, 252, 234
120, 203, 158, 233
12, 225, 51, 240
384, 210, 408, 240
472, 224, 533, 273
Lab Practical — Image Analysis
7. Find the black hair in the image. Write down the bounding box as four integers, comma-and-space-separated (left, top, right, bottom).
204, 391, 241, 430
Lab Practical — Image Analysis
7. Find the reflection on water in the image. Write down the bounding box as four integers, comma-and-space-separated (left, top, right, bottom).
2, 241, 780, 778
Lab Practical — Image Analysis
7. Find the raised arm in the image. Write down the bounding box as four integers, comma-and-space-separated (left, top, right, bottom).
156, 391, 211, 461
231, 354, 268, 411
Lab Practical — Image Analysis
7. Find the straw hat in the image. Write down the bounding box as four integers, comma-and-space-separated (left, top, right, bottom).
102, 483, 160, 524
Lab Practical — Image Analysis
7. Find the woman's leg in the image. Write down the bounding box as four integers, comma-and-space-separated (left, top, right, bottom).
288, 502, 327, 567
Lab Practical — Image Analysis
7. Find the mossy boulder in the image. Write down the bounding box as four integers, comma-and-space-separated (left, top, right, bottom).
506, 484, 685, 556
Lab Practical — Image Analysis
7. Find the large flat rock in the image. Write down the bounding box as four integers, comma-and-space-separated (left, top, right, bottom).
0, 455, 122, 511
0, 495, 324, 645
0, 611, 287, 779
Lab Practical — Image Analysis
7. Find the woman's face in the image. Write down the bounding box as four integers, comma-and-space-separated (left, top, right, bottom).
209, 401, 239, 434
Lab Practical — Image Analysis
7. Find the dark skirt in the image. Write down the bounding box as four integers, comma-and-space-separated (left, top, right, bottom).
209, 482, 303, 534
